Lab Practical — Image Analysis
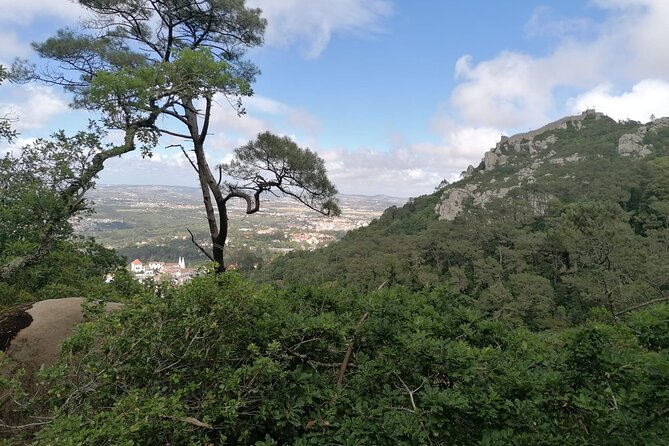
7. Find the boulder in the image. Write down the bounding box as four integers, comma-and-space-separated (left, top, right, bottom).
1, 298, 122, 373
618, 133, 652, 158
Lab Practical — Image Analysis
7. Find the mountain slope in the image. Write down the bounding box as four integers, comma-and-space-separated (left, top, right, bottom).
437, 111, 669, 221
259, 113, 669, 327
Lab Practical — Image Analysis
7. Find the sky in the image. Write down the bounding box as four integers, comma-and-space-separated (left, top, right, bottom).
2, 0, 669, 197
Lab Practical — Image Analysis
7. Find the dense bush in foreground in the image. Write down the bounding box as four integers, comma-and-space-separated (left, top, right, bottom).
21, 274, 669, 445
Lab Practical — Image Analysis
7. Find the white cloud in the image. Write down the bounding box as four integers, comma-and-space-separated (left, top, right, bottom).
320, 124, 500, 197
0, 0, 85, 25
322, 147, 441, 196
449, 0, 669, 132
568, 79, 669, 122
0, 85, 68, 131
524, 6, 595, 39
452, 53, 554, 129
0, 32, 31, 59
244, 96, 290, 115
205, 93, 322, 149
248, 0, 393, 58
3, 0, 393, 60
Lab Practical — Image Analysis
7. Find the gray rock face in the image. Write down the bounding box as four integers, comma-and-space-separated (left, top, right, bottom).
483, 151, 507, 170
533, 134, 558, 152
435, 187, 476, 221
478, 115, 583, 173
474, 187, 519, 207
435, 185, 522, 221
618, 133, 652, 157
617, 117, 669, 158
549, 153, 583, 165
434, 110, 654, 221
461, 164, 475, 179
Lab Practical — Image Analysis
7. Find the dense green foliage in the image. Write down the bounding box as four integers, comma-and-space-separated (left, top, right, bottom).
261, 117, 669, 327
3, 115, 669, 444
13, 274, 667, 445
0, 130, 128, 308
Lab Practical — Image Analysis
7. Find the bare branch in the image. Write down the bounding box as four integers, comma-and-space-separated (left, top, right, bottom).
168, 144, 199, 174
186, 227, 214, 262
615, 297, 669, 317
393, 373, 426, 413
157, 128, 192, 139
337, 312, 369, 387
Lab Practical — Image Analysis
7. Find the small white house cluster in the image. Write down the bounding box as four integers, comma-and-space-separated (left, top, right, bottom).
129, 257, 195, 284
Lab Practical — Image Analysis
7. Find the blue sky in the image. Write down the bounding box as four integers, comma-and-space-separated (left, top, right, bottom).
2, 0, 669, 196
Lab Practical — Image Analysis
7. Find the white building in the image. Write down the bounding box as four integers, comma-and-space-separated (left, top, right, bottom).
148, 261, 164, 271
130, 259, 143, 273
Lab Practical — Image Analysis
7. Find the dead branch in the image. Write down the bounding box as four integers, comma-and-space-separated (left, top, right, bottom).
162, 415, 214, 429
169, 144, 199, 174
393, 373, 426, 413
186, 227, 214, 262
285, 348, 347, 370
0, 417, 53, 430
337, 312, 369, 387
615, 297, 669, 317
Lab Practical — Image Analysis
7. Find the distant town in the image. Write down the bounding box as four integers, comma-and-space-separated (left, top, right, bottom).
128, 257, 197, 284
75, 185, 407, 264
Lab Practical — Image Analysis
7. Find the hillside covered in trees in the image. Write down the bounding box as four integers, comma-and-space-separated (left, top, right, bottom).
261, 113, 669, 328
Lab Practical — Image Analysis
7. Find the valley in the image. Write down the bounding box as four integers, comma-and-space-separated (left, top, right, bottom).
74, 185, 406, 265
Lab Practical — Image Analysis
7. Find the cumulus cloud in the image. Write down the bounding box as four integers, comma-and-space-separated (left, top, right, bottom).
247, 0, 393, 58
452, 53, 555, 129
0, 0, 85, 25
449, 0, 669, 132
321, 148, 441, 196
203, 93, 322, 152
96, 152, 201, 188
0, 85, 68, 131
320, 123, 500, 197
568, 79, 669, 122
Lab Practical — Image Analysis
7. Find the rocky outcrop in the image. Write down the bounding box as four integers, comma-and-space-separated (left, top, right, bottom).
475, 111, 602, 176
435, 185, 478, 220
549, 153, 583, 165
617, 117, 669, 158
503, 109, 601, 145
434, 110, 669, 221
435, 184, 524, 221
1, 298, 122, 373
483, 151, 508, 170
461, 164, 475, 179
618, 133, 651, 157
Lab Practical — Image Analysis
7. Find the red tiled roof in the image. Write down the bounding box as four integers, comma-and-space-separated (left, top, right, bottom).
131, 259, 142, 265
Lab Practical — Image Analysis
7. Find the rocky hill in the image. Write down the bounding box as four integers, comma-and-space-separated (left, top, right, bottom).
259, 112, 669, 327
436, 111, 669, 220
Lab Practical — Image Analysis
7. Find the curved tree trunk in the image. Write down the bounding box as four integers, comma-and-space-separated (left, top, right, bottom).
184, 97, 229, 273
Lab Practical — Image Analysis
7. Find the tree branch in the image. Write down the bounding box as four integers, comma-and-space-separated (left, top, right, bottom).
615, 297, 669, 317
186, 227, 214, 262
198, 96, 212, 145
170, 144, 198, 174
157, 128, 192, 139
337, 312, 369, 387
